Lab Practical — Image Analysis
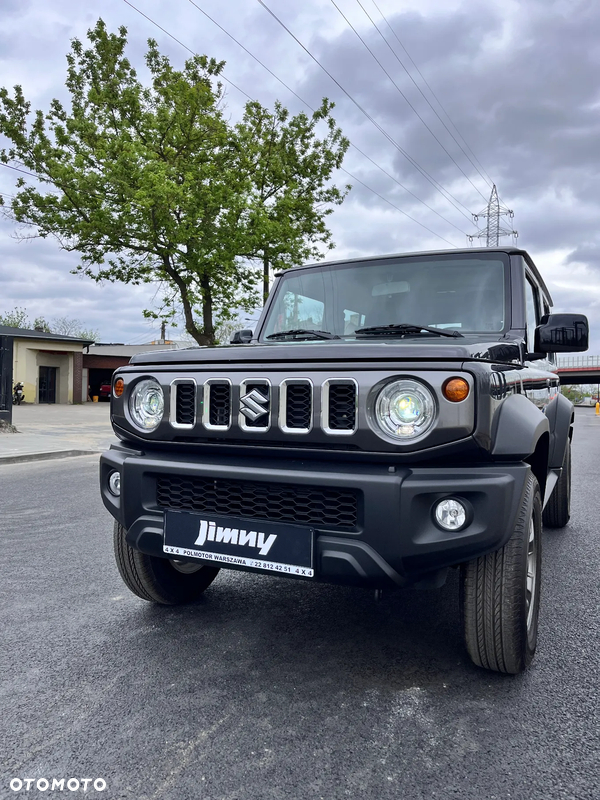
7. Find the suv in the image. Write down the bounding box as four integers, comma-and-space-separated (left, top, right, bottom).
100, 247, 589, 673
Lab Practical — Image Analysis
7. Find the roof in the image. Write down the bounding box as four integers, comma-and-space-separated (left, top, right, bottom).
278, 246, 553, 306
0, 325, 94, 344
86, 342, 194, 358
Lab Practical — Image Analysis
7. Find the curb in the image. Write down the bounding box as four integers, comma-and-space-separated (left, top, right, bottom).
0, 450, 99, 466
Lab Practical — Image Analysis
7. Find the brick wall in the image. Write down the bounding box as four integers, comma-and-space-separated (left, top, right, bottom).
82, 355, 131, 370
72, 352, 83, 404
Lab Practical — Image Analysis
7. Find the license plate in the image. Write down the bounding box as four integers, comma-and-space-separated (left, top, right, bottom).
163, 511, 314, 578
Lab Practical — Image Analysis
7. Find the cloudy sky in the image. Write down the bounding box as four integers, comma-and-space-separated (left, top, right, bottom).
1, 0, 599, 349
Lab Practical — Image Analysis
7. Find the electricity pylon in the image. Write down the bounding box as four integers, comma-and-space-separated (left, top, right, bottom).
469, 185, 518, 246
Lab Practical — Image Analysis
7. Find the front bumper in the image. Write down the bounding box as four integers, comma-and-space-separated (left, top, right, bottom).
100, 443, 530, 589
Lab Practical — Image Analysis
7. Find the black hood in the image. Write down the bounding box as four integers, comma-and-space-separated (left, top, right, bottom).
129, 337, 522, 367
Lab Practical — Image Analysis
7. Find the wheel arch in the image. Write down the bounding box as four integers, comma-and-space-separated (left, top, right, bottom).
544, 392, 574, 470
525, 431, 549, 502
491, 393, 550, 462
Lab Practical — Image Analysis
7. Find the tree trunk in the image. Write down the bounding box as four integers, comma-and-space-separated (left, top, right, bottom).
161, 254, 214, 347
199, 270, 216, 346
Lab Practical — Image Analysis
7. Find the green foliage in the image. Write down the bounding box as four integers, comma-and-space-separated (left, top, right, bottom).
235, 100, 350, 302
0, 20, 350, 345
0, 306, 29, 328
32, 316, 52, 333
561, 385, 584, 404
0, 306, 99, 340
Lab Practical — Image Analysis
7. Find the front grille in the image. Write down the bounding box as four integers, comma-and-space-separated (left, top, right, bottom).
209, 383, 231, 427
156, 475, 358, 529
285, 382, 312, 430
327, 382, 357, 431
175, 383, 196, 426
168, 376, 359, 437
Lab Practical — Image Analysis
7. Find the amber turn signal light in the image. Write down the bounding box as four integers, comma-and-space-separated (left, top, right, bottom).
113, 378, 124, 397
442, 377, 470, 402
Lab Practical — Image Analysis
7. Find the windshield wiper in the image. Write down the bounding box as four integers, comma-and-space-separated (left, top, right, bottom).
355, 323, 463, 338
266, 328, 340, 340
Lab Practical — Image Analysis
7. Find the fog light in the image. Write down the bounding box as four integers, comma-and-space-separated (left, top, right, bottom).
434, 498, 467, 531
108, 471, 121, 497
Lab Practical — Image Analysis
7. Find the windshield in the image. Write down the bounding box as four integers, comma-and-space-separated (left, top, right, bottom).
260, 254, 508, 340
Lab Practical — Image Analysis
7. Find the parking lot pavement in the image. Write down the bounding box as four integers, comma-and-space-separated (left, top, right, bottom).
0, 403, 115, 463
0, 408, 599, 800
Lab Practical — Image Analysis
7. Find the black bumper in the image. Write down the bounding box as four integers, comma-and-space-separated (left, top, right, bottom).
100, 443, 530, 589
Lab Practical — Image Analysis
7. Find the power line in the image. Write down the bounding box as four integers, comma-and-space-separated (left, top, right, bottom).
368, 0, 496, 189
185, 0, 307, 106
338, 168, 457, 246
182, 0, 466, 235
354, 0, 493, 193
122, 0, 252, 100
255, 0, 474, 224
0, 2, 464, 247
123, 0, 464, 245
329, 0, 489, 203
0, 162, 38, 178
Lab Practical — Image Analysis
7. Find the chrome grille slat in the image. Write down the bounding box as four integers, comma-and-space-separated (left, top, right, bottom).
169, 379, 197, 429
279, 378, 312, 433
322, 379, 358, 435
202, 378, 232, 430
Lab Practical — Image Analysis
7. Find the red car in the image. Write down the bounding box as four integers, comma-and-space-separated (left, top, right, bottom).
99, 383, 112, 401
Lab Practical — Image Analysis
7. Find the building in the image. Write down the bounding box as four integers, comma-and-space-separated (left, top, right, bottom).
0, 325, 93, 405
83, 341, 192, 401
0, 328, 196, 409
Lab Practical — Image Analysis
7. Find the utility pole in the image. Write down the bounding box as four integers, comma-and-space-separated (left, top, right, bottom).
469, 185, 518, 247
160, 320, 166, 344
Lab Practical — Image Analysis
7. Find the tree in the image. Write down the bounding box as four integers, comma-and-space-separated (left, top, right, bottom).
0, 307, 29, 328
235, 101, 350, 303
0, 307, 99, 340
561, 385, 584, 404
0, 21, 350, 345
51, 316, 99, 341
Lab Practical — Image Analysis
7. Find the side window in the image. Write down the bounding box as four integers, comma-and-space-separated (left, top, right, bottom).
524, 277, 539, 352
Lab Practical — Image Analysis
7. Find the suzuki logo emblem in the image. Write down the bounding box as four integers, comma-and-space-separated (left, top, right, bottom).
240, 387, 269, 422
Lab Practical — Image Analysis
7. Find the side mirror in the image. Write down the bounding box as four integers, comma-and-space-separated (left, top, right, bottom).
534, 313, 589, 353
230, 329, 253, 344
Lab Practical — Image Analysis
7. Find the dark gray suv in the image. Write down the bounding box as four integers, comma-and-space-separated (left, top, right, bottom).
100, 247, 589, 673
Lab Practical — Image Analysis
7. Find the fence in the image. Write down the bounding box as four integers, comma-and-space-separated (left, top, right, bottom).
557, 356, 600, 368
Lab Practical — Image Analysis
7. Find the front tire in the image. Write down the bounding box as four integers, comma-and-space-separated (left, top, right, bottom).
113, 522, 220, 604
542, 440, 571, 528
460, 473, 542, 674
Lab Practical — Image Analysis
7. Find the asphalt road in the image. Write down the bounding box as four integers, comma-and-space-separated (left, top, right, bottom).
1, 409, 599, 800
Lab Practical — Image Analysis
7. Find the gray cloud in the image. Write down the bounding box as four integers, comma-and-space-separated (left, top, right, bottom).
0, 0, 599, 351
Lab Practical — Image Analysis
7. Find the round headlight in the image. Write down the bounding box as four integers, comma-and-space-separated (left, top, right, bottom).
374, 379, 436, 440
129, 378, 164, 432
